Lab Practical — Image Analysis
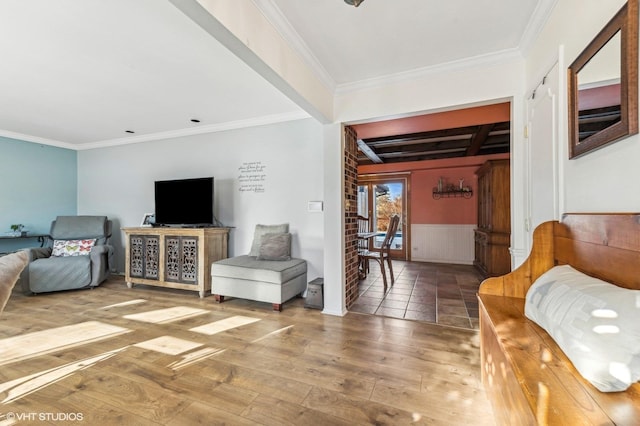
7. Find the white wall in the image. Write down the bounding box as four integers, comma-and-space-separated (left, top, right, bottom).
334, 58, 524, 123
525, 0, 640, 214
321, 123, 345, 316
77, 118, 324, 282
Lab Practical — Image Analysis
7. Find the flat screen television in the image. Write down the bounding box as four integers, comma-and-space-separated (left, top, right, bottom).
154, 177, 214, 227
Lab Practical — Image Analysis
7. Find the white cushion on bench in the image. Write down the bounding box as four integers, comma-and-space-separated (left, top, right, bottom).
211, 255, 307, 306
211, 255, 307, 284
525, 265, 640, 392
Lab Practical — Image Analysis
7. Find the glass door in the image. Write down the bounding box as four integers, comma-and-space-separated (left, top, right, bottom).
357, 175, 408, 260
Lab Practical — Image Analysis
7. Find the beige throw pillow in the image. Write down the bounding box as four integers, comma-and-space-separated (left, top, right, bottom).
0, 251, 29, 314
257, 233, 292, 261
249, 224, 289, 256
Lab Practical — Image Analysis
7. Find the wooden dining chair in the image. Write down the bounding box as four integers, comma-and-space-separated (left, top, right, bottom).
357, 215, 370, 276
360, 214, 400, 288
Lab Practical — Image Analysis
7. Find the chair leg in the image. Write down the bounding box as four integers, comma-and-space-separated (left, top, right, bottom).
387, 257, 394, 285
358, 255, 367, 279
379, 259, 388, 289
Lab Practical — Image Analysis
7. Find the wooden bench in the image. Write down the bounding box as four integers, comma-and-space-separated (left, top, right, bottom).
478, 213, 640, 425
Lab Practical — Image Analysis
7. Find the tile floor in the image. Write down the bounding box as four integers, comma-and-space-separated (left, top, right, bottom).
349, 260, 483, 329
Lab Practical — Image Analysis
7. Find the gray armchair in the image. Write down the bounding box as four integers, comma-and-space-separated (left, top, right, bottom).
19, 216, 114, 294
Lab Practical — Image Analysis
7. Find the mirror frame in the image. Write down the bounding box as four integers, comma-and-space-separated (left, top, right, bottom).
568, 0, 638, 159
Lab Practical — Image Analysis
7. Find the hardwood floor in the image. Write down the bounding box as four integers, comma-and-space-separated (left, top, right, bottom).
352, 261, 482, 329
0, 275, 494, 425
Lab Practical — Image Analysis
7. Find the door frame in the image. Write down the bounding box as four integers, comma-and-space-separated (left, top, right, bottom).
357, 172, 411, 261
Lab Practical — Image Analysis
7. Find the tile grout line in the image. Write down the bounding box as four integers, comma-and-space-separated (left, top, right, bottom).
457, 277, 473, 329
435, 268, 440, 325
402, 269, 418, 320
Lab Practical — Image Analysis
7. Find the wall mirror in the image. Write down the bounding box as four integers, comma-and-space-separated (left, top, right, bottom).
568, 0, 638, 159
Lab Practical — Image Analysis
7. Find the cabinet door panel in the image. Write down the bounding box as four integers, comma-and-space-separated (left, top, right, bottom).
130, 236, 144, 278
144, 236, 160, 279
129, 235, 159, 280
164, 236, 198, 284
180, 237, 198, 283
165, 236, 181, 282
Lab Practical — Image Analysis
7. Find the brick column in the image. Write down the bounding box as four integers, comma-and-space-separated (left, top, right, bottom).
344, 126, 359, 308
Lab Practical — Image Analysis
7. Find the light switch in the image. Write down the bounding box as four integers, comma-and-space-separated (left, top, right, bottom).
308, 201, 323, 212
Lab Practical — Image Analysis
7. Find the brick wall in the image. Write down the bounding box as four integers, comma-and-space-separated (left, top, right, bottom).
344, 126, 359, 308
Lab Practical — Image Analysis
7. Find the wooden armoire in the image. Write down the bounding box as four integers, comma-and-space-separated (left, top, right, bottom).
474, 159, 511, 277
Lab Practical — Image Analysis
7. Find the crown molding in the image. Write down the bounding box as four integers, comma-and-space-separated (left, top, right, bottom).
0, 130, 75, 150
1, 111, 310, 151
79, 111, 311, 150
518, 0, 559, 56
335, 48, 524, 95
250, 0, 337, 93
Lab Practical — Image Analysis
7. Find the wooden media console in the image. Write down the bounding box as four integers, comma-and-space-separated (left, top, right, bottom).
123, 227, 230, 298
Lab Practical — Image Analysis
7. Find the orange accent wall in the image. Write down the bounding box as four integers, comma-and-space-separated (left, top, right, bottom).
358, 153, 509, 225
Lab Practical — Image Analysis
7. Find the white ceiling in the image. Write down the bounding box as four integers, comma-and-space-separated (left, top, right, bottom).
0, 0, 556, 149
265, 0, 547, 87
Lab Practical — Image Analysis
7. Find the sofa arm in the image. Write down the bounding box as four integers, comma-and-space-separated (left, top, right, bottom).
90, 244, 110, 256
17, 247, 52, 294
90, 245, 114, 285
25, 247, 52, 261
91, 244, 113, 265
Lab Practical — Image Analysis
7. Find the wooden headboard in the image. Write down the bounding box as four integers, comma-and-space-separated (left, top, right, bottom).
479, 213, 640, 298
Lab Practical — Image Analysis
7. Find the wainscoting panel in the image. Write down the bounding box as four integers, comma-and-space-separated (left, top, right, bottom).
411, 224, 476, 265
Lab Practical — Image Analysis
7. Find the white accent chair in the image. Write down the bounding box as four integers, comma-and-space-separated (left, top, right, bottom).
211, 224, 307, 311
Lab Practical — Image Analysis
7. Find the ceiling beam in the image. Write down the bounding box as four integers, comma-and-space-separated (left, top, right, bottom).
169, 0, 333, 123
466, 124, 495, 156
357, 139, 383, 163
363, 126, 480, 147
375, 139, 471, 156
366, 133, 475, 149
381, 147, 467, 159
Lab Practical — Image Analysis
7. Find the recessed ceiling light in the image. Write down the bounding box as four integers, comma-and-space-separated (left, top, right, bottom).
190, 119, 200, 123
125, 130, 135, 134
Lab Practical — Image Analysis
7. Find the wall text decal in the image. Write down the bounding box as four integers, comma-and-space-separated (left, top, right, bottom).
238, 161, 266, 193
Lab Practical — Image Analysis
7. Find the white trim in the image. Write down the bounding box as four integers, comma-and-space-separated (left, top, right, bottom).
518, 0, 560, 56
557, 45, 567, 218
0, 130, 74, 150
251, 0, 336, 93
0, 111, 310, 151
82, 111, 311, 150
335, 49, 523, 95
579, 78, 621, 90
